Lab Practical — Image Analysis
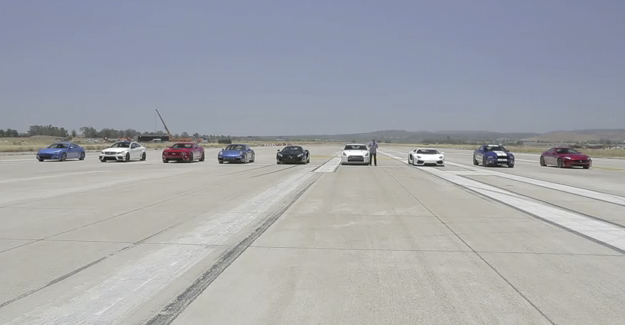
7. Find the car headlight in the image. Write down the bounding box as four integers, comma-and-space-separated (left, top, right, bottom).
277, 153, 283, 157
416, 156, 421, 159
365, 152, 369, 156
588, 157, 592, 160
342, 152, 347, 156
439, 156, 443, 159
297, 153, 304, 157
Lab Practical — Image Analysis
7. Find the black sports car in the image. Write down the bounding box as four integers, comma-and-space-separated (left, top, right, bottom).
277, 146, 310, 164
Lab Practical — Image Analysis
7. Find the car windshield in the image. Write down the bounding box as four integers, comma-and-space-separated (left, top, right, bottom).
48, 143, 68, 149
345, 145, 367, 150
485, 146, 507, 152
282, 146, 303, 153
555, 148, 580, 154
110, 142, 131, 148
172, 143, 193, 149
417, 149, 439, 154
226, 145, 245, 150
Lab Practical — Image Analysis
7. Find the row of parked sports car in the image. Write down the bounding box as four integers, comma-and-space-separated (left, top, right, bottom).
35, 141, 593, 169
470, 144, 592, 169
35, 141, 312, 164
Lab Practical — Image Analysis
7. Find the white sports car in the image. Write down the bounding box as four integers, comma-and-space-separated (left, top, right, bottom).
341, 144, 371, 165
99, 141, 147, 162
408, 148, 445, 166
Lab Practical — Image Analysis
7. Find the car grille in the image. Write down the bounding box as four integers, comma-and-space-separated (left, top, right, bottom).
38, 154, 52, 159
104, 151, 116, 155
348, 156, 364, 162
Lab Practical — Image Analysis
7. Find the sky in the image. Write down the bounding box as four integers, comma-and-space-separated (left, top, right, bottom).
1, 0, 624, 136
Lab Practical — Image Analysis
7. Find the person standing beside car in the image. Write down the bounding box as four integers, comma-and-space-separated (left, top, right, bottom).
368, 139, 378, 166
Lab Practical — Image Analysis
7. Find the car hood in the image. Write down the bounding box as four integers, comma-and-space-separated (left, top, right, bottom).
38, 148, 66, 154
343, 150, 368, 156
104, 147, 129, 153
164, 148, 192, 153
558, 154, 589, 160
220, 150, 244, 156
485, 151, 513, 157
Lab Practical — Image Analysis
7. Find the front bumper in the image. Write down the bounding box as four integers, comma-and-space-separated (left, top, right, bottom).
99, 154, 126, 161
163, 153, 190, 161
486, 157, 514, 166
341, 155, 370, 164
414, 159, 444, 166
563, 159, 591, 167
277, 155, 306, 163
219, 156, 245, 162
37, 154, 61, 160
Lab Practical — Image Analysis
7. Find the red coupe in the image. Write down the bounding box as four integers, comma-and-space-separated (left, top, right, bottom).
162, 142, 205, 163
540, 147, 591, 169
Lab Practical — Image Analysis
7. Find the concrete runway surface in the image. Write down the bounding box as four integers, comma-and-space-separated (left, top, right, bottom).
1, 145, 625, 324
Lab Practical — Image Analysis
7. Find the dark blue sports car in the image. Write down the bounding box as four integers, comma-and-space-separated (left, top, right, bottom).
473, 144, 515, 168
218, 144, 255, 164
37, 142, 86, 162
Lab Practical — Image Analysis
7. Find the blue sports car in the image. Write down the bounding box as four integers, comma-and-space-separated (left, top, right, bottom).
473, 144, 515, 168
218, 144, 255, 164
37, 142, 86, 162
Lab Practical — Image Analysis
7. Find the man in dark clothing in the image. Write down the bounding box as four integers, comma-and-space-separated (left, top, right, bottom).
368, 139, 378, 166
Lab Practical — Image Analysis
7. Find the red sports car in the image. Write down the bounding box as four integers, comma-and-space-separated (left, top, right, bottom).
162, 142, 205, 163
540, 147, 591, 169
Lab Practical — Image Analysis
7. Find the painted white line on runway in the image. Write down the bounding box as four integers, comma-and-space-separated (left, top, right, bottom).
385, 149, 625, 207
7, 168, 317, 325
314, 153, 341, 173
447, 171, 492, 176
444, 161, 625, 207
0, 171, 105, 184
381, 150, 625, 252
0, 169, 199, 207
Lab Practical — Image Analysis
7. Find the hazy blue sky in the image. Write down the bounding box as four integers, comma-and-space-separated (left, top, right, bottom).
1, 0, 624, 135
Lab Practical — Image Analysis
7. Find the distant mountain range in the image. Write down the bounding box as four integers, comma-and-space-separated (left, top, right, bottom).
257, 129, 625, 144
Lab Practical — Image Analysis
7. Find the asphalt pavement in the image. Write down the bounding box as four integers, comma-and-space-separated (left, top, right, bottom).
1, 145, 625, 324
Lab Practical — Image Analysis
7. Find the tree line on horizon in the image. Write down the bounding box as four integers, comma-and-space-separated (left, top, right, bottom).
0, 125, 234, 142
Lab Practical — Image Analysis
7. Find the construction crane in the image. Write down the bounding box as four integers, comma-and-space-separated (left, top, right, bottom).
155, 109, 196, 143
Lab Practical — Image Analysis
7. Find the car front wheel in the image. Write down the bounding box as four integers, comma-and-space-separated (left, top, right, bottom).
60, 153, 67, 161
473, 156, 479, 165
140, 152, 146, 161
540, 156, 546, 166
557, 158, 563, 168
125, 153, 130, 162
79, 152, 85, 160
482, 156, 487, 167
